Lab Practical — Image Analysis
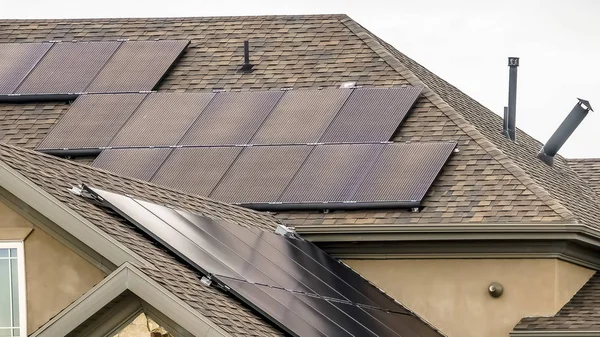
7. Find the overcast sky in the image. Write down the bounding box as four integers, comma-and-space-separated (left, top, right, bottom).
2, 0, 599, 158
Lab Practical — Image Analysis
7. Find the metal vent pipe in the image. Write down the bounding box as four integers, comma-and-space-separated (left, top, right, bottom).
537, 98, 593, 166
506, 57, 519, 141
240, 40, 254, 72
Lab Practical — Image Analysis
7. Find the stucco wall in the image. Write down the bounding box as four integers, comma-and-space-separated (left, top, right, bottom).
345, 258, 594, 337
0, 201, 106, 333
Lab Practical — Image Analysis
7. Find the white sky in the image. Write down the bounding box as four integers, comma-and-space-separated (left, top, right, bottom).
2, 0, 599, 158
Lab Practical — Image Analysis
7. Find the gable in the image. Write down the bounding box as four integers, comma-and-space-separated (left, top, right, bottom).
0, 195, 105, 332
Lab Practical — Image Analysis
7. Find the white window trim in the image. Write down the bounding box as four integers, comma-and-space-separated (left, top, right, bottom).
0, 241, 27, 337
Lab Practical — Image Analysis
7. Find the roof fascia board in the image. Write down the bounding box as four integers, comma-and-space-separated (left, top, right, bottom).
511, 331, 600, 337
0, 186, 114, 274
0, 160, 150, 269
32, 263, 232, 337
31, 263, 129, 337
298, 224, 600, 269
296, 223, 598, 241
339, 16, 575, 222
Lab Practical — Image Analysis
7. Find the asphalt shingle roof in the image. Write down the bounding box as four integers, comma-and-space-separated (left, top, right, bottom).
569, 159, 600, 197
0, 142, 284, 336
514, 272, 600, 331
2, 14, 600, 333
0, 15, 578, 226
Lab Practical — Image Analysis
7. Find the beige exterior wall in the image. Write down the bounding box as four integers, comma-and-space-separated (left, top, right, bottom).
0, 201, 106, 333
345, 258, 595, 337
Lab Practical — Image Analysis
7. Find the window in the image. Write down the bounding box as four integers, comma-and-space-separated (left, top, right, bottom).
0, 242, 26, 337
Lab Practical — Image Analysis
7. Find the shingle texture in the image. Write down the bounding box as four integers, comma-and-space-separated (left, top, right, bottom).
569, 159, 600, 197
0, 15, 582, 226
0, 143, 284, 337
514, 272, 600, 331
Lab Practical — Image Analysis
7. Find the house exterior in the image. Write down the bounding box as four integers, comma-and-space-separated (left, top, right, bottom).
0, 14, 599, 337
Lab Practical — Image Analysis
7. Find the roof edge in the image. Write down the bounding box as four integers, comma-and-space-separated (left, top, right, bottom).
511, 330, 600, 337
31, 262, 232, 337
0, 158, 151, 269
0, 14, 348, 23
339, 16, 576, 223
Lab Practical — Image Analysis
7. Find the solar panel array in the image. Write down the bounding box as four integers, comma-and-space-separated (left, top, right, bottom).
37, 86, 422, 152
91, 142, 456, 209
0, 40, 188, 100
88, 186, 443, 337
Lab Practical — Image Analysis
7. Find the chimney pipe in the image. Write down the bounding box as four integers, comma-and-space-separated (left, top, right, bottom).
537, 98, 593, 166
240, 40, 254, 72
506, 57, 519, 141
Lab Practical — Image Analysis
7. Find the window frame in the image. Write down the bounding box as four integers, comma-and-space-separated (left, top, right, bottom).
0, 241, 27, 337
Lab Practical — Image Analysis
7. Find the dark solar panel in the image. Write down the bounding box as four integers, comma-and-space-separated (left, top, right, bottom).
151, 147, 242, 196
250, 89, 351, 144
209, 145, 313, 204
86, 40, 189, 92
110, 92, 214, 147
88, 188, 238, 279
354, 142, 456, 203
36, 93, 147, 151
15, 42, 119, 94
280, 143, 384, 204
178, 91, 283, 146
92, 148, 172, 181
0, 43, 51, 94
320, 87, 422, 142
87, 186, 442, 337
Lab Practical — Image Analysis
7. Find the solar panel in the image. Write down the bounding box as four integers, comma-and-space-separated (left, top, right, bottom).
178, 90, 283, 146
354, 142, 456, 203
209, 145, 313, 204
86, 40, 189, 92
15, 42, 120, 94
320, 87, 422, 142
92, 148, 172, 181
87, 186, 443, 337
36, 93, 147, 151
151, 147, 242, 196
0, 43, 51, 94
250, 89, 351, 144
110, 92, 214, 147
280, 143, 384, 204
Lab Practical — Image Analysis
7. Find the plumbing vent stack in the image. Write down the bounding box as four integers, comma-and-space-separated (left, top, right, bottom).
506, 57, 519, 141
240, 40, 254, 72
537, 98, 593, 166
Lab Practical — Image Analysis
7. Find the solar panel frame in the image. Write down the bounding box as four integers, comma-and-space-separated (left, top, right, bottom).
85, 40, 189, 93
279, 143, 385, 203
353, 142, 457, 203
320, 87, 422, 143
109, 92, 215, 147
92, 148, 172, 181
209, 145, 313, 204
250, 89, 352, 144
178, 90, 283, 146
0, 43, 52, 94
15, 41, 120, 94
150, 147, 242, 196
36, 93, 147, 151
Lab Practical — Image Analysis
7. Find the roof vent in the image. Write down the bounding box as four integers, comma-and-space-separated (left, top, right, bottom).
537, 98, 593, 166
503, 57, 519, 141
240, 40, 254, 72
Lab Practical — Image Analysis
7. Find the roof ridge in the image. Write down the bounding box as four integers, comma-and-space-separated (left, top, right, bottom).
0, 14, 347, 23
339, 16, 576, 222
0, 142, 280, 223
